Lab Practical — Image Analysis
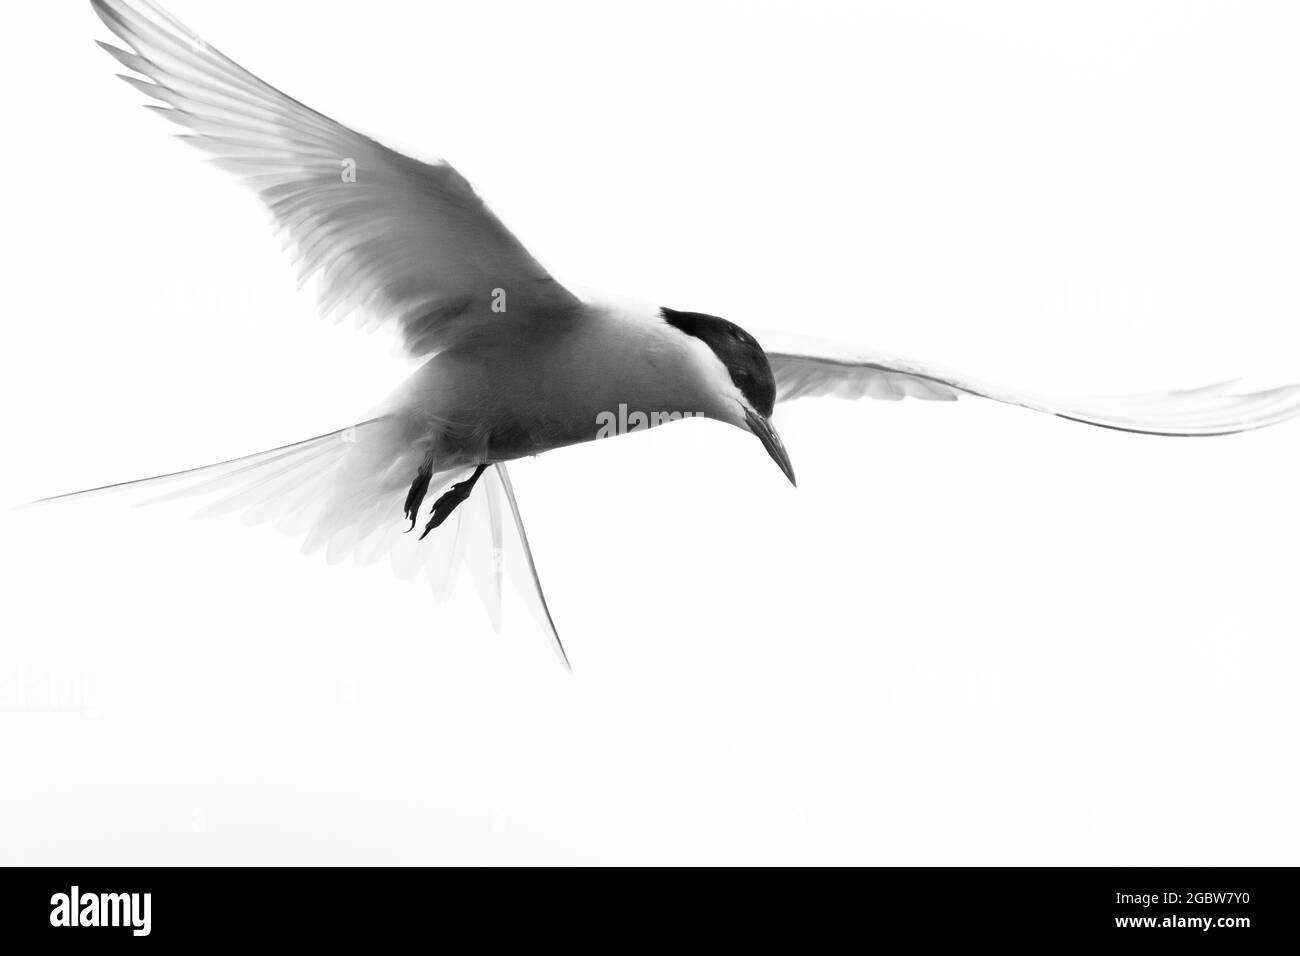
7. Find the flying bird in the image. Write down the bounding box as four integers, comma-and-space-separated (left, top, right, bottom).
47, 0, 1300, 666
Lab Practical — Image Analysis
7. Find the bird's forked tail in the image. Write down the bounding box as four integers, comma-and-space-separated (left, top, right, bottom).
27, 418, 569, 668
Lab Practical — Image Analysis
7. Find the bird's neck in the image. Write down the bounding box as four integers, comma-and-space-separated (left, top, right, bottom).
575, 301, 744, 427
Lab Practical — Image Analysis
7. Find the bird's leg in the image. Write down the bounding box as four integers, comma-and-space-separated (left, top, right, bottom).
403, 452, 435, 532
419, 463, 488, 540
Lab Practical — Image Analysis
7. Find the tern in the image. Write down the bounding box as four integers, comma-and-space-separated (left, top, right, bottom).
46, 0, 1300, 666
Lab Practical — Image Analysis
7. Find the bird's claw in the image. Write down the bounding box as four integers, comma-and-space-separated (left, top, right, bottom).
403, 455, 434, 533
419, 489, 465, 539
416, 464, 488, 540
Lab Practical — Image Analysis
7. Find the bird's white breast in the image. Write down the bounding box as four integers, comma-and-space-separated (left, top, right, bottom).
385, 300, 741, 469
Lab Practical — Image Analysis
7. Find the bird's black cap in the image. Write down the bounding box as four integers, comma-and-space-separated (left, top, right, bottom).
660, 307, 776, 417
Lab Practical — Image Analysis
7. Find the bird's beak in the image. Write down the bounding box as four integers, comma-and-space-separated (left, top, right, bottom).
744, 408, 796, 487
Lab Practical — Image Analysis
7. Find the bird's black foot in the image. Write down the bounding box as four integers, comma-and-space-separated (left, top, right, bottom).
419, 464, 488, 540
403, 453, 435, 532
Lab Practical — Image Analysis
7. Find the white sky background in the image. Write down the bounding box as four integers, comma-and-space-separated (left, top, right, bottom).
3, 0, 1300, 864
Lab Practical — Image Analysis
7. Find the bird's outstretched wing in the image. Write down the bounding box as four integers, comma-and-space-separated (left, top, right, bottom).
90, 0, 579, 355
762, 331, 1300, 436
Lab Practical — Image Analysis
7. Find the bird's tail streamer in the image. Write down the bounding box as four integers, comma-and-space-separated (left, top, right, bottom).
27, 418, 569, 668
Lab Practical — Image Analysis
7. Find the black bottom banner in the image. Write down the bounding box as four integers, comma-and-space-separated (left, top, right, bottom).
0, 866, 1290, 945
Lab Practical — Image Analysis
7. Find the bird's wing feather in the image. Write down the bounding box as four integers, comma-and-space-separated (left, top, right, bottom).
761, 331, 1300, 436
90, 0, 579, 355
